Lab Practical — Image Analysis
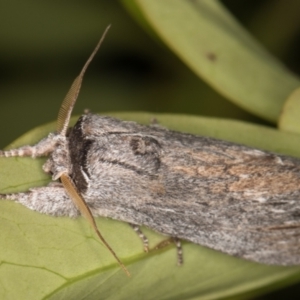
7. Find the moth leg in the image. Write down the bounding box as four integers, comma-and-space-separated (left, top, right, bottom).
152, 237, 183, 265
0, 133, 59, 158
0, 183, 79, 217
129, 223, 149, 252
174, 238, 183, 265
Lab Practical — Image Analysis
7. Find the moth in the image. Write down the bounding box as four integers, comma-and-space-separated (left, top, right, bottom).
1, 26, 300, 276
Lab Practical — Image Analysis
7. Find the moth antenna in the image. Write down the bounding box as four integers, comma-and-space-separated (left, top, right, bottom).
60, 174, 130, 277
58, 26, 130, 276
57, 25, 111, 136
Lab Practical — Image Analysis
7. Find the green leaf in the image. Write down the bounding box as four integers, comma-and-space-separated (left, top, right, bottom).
1, 112, 300, 299
121, 0, 300, 123
279, 87, 300, 134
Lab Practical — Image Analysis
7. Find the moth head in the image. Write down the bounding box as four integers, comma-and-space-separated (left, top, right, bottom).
42, 127, 74, 178
42, 134, 70, 180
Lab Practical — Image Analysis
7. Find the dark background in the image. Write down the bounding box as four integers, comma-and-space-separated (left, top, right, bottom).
3, 0, 299, 148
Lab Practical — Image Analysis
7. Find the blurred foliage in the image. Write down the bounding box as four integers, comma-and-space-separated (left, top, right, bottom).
0, 0, 288, 148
